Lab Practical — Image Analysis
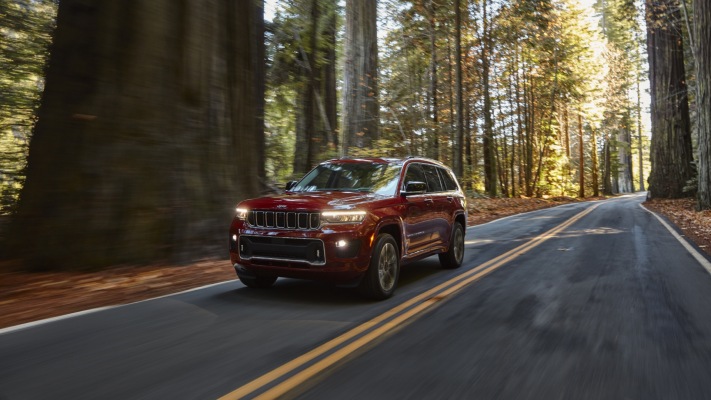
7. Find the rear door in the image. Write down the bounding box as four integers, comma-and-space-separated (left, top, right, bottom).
420, 163, 451, 247
402, 163, 436, 255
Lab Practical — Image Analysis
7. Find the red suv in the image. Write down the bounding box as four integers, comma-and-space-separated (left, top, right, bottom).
229, 157, 467, 299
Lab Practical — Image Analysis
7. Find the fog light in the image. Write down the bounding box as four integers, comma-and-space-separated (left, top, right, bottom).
334, 239, 361, 258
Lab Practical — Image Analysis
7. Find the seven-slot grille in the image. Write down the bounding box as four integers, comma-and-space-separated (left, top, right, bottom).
247, 210, 321, 230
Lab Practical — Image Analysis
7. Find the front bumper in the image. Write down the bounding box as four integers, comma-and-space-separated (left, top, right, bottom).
229, 220, 374, 283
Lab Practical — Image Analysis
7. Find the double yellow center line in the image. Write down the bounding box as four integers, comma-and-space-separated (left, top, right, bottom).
221, 203, 600, 399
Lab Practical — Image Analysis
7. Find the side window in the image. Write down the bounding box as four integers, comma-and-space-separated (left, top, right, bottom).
421, 164, 444, 192
438, 167, 459, 191
402, 163, 427, 190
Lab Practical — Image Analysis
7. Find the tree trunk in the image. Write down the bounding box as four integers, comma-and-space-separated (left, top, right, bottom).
427, 0, 439, 160
515, 44, 525, 196
592, 128, 599, 197
578, 112, 585, 198
254, 0, 266, 185
323, 7, 338, 154
525, 84, 534, 196
465, 98, 473, 190
626, 121, 635, 192
508, 71, 516, 197
645, 0, 694, 198
603, 138, 613, 195
343, 0, 378, 154
616, 130, 629, 193
454, 0, 464, 177
482, 0, 497, 196
563, 106, 570, 191
636, 65, 645, 192
10, 0, 263, 269
696, 0, 711, 209
293, 0, 319, 174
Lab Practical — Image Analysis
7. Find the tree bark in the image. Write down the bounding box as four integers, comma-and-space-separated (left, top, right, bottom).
592, 127, 599, 197
695, 0, 711, 208
291, 1, 338, 175
343, 0, 378, 154
578, 112, 585, 198
293, 0, 320, 174
454, 0, 464, 177
10, 0, 263, 269
636, 65, 645, 192
482, 0, 497, 196
254, 0, 266, 185
603, 138, 613, 195
322, 6, 338, 154
515, 44, 525, 196
427, 0, 439, 160
524, 64, 534, 197
645, 0, 694, 198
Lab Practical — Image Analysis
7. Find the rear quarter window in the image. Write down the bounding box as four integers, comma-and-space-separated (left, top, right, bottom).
438, 167, 460, 191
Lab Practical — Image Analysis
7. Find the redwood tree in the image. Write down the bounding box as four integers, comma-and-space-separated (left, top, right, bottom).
645, 0, 694, 198
454, 0, 464, 177
343, 0, 378, 154
292, 0, 338, 174
696, 0, 711, 209
482, 0, 497, 196
10, 0, 264, 269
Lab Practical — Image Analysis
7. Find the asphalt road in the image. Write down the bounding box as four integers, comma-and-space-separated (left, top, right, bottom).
2, 193, 711, 399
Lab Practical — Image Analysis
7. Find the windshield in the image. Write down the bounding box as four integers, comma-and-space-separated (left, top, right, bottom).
292, 163, 402, 196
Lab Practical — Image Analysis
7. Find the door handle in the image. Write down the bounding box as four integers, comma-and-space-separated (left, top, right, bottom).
446, 196, 454, 202
424, 198, 434, 204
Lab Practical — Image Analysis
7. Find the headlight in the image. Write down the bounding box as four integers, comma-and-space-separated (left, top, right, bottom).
235, 208, 249, 220
321, 210, 366, 224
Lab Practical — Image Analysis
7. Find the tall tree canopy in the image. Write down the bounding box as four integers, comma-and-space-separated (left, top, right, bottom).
9, 0, 264, 269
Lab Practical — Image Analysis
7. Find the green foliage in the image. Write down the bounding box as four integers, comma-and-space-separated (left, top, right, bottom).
265, 0, 340, 179
0, 0, 57, 214
264, 89, 297, 182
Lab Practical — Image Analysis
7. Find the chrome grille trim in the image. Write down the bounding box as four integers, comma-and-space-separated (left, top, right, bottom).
247, 210, 320, 230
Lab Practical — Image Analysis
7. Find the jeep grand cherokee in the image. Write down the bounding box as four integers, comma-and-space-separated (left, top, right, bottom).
229, 157, 467, 299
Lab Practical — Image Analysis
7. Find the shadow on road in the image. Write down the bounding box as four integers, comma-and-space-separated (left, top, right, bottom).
211, 257, 444, 306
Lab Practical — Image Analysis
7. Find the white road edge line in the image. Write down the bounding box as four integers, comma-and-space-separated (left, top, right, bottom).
0, 280, 236, 336
639, 203, 711, 275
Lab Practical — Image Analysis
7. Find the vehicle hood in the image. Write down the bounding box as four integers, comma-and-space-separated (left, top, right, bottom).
237, 191, 383, 211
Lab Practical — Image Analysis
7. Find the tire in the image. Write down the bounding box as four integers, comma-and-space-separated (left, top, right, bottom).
359, 233, 399, 300
439, 222, 464, 269
237, 272, 277, 288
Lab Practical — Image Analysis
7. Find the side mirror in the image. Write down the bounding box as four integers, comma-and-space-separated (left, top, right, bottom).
285, 180, 298, 191
402, 181, 427, 196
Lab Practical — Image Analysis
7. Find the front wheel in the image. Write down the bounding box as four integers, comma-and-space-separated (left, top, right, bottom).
439, 223, 464, 269
359, 233, 399, 300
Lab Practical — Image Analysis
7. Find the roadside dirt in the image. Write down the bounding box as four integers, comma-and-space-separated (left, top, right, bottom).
643, 197, 711, 253
1, 196, 707, 330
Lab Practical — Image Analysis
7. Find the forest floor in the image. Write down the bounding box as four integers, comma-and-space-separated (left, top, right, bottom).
2, 195, 709, 330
